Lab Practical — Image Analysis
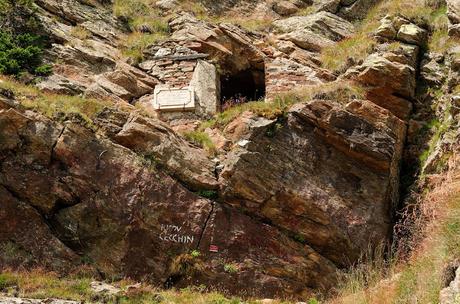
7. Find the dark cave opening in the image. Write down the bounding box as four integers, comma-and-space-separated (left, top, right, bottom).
220, 68, 266, 109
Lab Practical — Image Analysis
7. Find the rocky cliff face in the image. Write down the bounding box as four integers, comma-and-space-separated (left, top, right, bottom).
1, 0, 459, 300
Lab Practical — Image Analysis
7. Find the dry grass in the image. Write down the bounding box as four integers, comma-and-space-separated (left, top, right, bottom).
0, 76, 119, 127
199, 81, 364, 130
0, 269, 93, 301
330, 155, 460, 304
321, 0, 445, 72
221, 17, 273, 32
69, 26, 89, 40
0, 269, 295, 304
294, 6, 316, 16
113, 0, 169, 63
70, 25, 91, 40
202, 15, 273, 32
121, 31, 168, 63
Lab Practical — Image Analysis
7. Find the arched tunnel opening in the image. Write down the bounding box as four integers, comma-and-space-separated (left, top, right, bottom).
220, 67, 266, 110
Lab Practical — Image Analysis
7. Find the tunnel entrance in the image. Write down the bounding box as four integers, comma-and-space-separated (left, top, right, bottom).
220, 68, 265, 110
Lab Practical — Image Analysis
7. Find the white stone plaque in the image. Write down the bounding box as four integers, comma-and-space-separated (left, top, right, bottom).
153, 87, 195, 111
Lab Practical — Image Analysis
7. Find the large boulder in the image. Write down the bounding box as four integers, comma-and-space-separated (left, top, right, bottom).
34, 0, 122, 44
272, 12, 354, 52
273, 11, 354, 40
0, 186, 79, 271
111, 113, 219, 190
397, 24, 428, 46
219, 98, 406, 266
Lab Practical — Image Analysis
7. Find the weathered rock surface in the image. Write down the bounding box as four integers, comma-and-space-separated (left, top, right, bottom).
169, 13, 266, 75
447, 0, 460, 37
440, 266, 460, 304
420, 52, 448, 87
109, 113, 219, 190
337, 0, 380, 21
273, 12, 354, 52
397, 24, 427, 46
31, 0, 158, 102
0, 102, 338, 298
90, 281, 121, 295
309, 0, 378, 20
42, 40, 157, 102
344, 17, 426, 120
0, 297, 79, 304
219, 98, 406, 266
0, 0, 445, 300
343, 50, 416, 120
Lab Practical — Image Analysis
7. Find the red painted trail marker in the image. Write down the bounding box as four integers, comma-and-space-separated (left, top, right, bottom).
209, 245, 219, 252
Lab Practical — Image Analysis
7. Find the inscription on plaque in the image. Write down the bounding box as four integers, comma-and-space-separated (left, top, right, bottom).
153, 87, 195, 111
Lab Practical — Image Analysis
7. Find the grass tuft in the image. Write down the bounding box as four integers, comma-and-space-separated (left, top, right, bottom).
199, 81, 365, 131
0, 76, 113, 127
330, 156, 460, 304
321, 0, 449, 72
183, 130, 217, 155
113, 0, 169, 63
70, 26, 91, 40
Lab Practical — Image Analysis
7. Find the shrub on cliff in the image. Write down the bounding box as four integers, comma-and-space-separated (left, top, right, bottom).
0, 0, 51, 77
0, 31, 51, 77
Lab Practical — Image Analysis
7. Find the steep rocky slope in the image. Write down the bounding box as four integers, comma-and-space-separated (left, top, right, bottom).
0, 0, 459, 301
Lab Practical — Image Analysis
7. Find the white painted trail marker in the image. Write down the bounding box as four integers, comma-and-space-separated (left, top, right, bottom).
153, 87, 195, 111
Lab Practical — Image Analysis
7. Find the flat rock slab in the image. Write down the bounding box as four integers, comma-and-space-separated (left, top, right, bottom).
0, 297, 80, 304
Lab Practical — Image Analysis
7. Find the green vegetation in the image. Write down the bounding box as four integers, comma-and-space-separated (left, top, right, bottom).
0, 272, 18, 290
223, 263, 238, 274
0, 31, 51, 77
190, 250, 201, 258
183, 130, 217, 155
0, 269, 300, 303
196, 190, 219, 200
428, 6, 460, 53
0, 0, 36, 31
113, 0, 169, 33
418, 96, 453, 171
293, 234, 306, 244
122, 31, 168, 64
169, 252, 205, 281
0, 0, 51, 77
199, 81, 364, 131
113, 0, 273, 63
